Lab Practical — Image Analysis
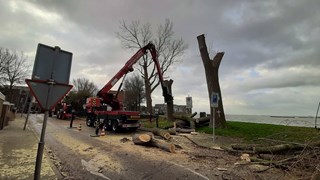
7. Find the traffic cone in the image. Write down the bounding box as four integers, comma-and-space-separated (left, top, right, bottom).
100, 127, 106, 136
77, 123, 82, 131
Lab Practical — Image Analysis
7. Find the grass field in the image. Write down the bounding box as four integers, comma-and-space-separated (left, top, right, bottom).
198, 121, 320, 143
141, 117, 320, 144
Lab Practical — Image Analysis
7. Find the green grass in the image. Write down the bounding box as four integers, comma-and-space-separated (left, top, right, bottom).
140, 115, 173, 129
197, 121, 320, 143
140, 117, 320, 144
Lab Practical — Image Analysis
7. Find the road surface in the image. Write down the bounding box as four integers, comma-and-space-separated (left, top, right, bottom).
28, 114, 210, 180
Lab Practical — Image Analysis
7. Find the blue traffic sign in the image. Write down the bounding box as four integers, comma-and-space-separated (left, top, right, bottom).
211, 92, 219, 108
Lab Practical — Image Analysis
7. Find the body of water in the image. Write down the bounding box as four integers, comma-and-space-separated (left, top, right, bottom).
225, 114, 319, 128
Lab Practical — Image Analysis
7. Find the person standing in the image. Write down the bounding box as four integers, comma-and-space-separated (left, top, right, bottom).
68, 107, 76, 128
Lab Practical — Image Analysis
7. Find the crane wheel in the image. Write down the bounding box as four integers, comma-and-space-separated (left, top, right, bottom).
112, 120, 119, 132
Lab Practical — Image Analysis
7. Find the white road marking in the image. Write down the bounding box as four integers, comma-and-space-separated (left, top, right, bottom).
171, 162, 210, 180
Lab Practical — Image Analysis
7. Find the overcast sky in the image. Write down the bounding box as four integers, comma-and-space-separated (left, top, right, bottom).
1, 0, 319, 116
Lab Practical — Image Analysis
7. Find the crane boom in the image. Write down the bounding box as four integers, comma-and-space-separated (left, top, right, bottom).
97, 42, 172, 110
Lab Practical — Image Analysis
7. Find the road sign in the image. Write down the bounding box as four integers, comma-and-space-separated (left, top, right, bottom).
26, 79, 73, 110
27, 43, 73, 111
32, 44, 72, 84
211, 92, 219, 108
28, 44, 73, 180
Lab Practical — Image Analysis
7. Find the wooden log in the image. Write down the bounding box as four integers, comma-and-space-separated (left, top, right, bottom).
231, 144, 255, 151
257, 138, 305, 146
132, 134, 175, 153
175, 120, 189, 128
167, 128, 177, 135
196, 122, 209, 127
139, 127, 171, 140
168, 128, 195, 133
132, 134, 152, 145
173, 114, 195, 123
231, 141, 320, 155
150, 139, 176, 153
173, 114, 196, 129
253, 144, 304, 154
195, 116, 210, 124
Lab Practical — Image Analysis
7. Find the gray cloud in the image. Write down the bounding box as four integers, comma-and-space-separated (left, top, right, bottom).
1, 0, 319, 116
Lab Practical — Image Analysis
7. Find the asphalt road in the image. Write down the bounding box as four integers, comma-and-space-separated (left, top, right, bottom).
28, 114, 210, 180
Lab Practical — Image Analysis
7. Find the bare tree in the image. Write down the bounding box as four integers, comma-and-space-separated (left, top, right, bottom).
72, 78, 98, 97
67, 78, 98, 114
117, 19, 187, 114
123, 74, 145, 111
0, 47, 31, 102
0, 48, 15, 85
197, 34, 226, 128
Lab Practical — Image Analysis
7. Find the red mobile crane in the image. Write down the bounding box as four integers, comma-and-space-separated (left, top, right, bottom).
85, 43, 173, 132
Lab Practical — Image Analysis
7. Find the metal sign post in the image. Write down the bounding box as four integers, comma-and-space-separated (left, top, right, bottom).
25, 44, 73, 180
34, 80, 54, 180
23, 95, 32, 130
211, 92, 219, 143
315, 102, 320, 129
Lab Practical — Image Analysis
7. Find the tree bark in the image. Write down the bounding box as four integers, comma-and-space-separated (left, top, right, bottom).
139, 127, 171, 140
132, 133, 175, 153
173, 114, 194, 123
253, 144, 304, 154
144, 62, 153, 115
197, 34, 226, 128
173, 114, 195, 129
168, 128, 195, 133
150, 139, 176, 153
195, 116, 210, 124
164, 80, 174, 121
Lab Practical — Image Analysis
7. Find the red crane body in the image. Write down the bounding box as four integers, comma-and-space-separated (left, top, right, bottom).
85, 43, 172, 132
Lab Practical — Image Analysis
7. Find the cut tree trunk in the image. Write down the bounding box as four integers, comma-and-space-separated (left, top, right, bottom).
254, 144, 304, 154
173, 114, 194, 123
150, 139, 176, 153
169, 128, 195, 133
139, 127, 171, 140
167, 128, 177, 135
229, 143, 310, 154
196, 122, 209, 127
195, 116, 210, 124
197, 34, 226, 128
164, 79, 174, 122
173, 114, 196, 129
132, 134, 152, 145
175, 120, 189, 128
132, 133, 175, 153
